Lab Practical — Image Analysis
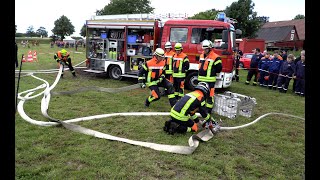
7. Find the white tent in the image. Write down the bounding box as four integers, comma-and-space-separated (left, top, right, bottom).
63, 36, 75, 44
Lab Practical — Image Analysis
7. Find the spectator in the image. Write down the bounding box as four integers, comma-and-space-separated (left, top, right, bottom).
15, 41, 18, 68
281, 50, 287, 61
277, 54, 295, 93
245, 48, 263, 86
293, 51, 305, 96
233, 46, 243, 82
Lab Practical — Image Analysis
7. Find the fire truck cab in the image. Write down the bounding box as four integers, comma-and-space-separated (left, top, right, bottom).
84, 13, 242, 90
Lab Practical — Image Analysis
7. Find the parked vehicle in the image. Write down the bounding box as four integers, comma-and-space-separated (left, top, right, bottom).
84, 13, 242, 90
239, 53, 254, 69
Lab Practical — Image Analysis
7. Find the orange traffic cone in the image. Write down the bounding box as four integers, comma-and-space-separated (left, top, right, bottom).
22, 55, 26, 62
33, 50, 38, 62
27, 50, 33, 62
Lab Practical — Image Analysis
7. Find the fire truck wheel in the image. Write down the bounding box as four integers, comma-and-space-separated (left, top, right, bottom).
185, 72, 198, 90
108, 65, 123, 80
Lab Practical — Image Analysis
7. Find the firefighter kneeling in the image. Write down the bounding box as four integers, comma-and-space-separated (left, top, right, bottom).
163, 82, 219, 135
138, 48, 177, 107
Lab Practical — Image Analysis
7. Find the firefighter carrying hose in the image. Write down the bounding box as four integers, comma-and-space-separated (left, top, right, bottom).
163, 82, 219, 135
198, 40, 222, 113
172, 43, 189, 99
164, 41, 175, 84
54, 49, 76, 78
138, 48, 177, 108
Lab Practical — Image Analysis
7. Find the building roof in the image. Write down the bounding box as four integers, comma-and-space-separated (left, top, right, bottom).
256, 25, 295, 42
261, 19, 305, 40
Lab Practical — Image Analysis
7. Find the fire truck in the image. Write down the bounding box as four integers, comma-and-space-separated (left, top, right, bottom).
84, 12, 242, 90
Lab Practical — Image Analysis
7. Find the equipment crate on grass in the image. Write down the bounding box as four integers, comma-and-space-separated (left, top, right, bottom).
213, 91, 257, 119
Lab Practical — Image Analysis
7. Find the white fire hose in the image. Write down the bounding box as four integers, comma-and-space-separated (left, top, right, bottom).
16, 64, 305, 155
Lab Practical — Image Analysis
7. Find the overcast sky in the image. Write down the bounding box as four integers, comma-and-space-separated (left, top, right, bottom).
15, 0, 305, 37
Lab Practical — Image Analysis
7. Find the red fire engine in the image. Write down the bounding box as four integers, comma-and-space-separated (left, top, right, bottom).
84, 13, 242, 89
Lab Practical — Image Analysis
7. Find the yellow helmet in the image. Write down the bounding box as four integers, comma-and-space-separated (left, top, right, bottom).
61, 49, 68, 56
174, 43, 183, 50
154, 48, 165, 57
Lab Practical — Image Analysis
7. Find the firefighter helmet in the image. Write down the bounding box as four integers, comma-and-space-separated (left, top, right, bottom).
174, 43, 183, 50
154, 48, 165, 57
165, 42, 172, 49
194, 82, 210, 97
61, 49, 68, 56
202, 40, 212, 49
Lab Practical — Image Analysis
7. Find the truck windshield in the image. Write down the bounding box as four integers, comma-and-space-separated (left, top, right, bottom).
191, 28, 227, 48
170, 28, 188, 43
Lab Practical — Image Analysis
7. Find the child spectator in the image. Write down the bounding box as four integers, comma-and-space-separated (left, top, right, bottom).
267, 50, 283, 90
293, 52, 305, 96
258, 52, 271, 87
276, 54, 295, 93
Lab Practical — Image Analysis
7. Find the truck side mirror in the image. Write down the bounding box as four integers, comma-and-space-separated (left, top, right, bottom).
222, 30, 228, 42
221, 43, 228, 49
236, 29, 242, 35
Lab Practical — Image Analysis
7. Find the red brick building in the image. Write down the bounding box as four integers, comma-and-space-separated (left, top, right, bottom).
256, 19, 305, 51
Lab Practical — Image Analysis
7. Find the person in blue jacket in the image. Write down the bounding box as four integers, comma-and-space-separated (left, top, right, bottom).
245, 48, 263, 86
293, 52, 305, 96
258, 52, 271, 87
276, 54, 295, 93
267, 50, 283, 90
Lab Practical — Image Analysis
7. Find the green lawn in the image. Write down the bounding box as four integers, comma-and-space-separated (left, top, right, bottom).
15, 44, 305, 179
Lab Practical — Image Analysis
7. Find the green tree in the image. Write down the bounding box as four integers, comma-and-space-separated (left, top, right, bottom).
225, 0, 261, 38
26, 26, 37, 37
293, 14, 305, 20
189, 9, 220, 20
52, 15, 75, 40
97, 0, 154, 15
36, 27, 48, 38
80, 24, 86, 37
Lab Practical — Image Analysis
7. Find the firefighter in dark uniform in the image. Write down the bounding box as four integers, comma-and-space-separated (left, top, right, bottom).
172, 43, 189, 99
163, 82, 219, 135
233, 46, 243, 82
54, 49, 76, 77
293, 53, 305, 96
198, 40, 222, 113
138, 48, 177, 107
267, 51, 283, 90
276, 54, 296, 93
245, 48, 263, 85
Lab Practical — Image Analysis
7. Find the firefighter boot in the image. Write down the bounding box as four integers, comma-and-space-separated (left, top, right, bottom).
144, 98, 150, 107
245, 81, 250, 85
72, 72, 76, 77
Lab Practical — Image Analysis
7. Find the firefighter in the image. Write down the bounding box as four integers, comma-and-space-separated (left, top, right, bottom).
138, 48, 177, 107
293, 52, 305, 96
172, 43, 189, 99
276, 54, 296, 93
245, 48, 263, 85
267, 51, 283, 90
164, 41, 175, 84
54, 49, 76, 78
163, 82, 219, 135
198, 40, 222, 114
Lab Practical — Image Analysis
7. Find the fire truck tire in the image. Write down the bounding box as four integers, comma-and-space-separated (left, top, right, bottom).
185, 72, 198, 90
108, 65, 123, 80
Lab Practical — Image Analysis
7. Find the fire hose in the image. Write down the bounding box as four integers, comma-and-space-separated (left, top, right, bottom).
16, 64, 305, 155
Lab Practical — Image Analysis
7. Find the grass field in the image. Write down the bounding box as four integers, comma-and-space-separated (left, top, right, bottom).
15, 44, 305, 179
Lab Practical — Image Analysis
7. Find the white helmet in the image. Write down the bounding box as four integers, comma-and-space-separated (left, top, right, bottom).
165, 41, 172, 49
154, 48, 165, 57
202, 40, 212, 49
